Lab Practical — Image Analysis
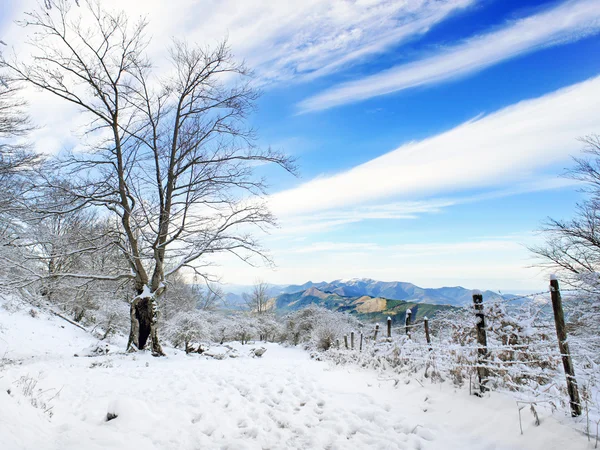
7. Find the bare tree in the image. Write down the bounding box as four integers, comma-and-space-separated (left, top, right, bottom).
0, 84, 37, 213
193, 280, 224, 312
0, 67, 40, 291
530, 135, 600, 287
529, 134, 600, 350
243, 280, 271, 315
4, 1, 294, 355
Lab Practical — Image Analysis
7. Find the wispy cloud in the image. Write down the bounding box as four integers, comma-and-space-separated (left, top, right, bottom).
268, 177, 576, 238
42, 0, 473, 85
2, 0, 472, 154
270, 76, 600, 218
183, 0, 474, 85
298, 0, 600, 113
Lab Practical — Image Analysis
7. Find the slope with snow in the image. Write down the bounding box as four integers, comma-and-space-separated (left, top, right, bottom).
0, 296, 590, 450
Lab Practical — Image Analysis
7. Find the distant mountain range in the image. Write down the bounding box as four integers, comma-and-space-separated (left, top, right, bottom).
224, 278, 509, 309
268, 286, 455, 323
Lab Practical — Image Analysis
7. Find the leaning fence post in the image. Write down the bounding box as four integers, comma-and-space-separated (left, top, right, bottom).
405, 309, 412, 338
351, 331, 355, 350
387, 316, 392, 339
374, 323, 379, 341
550, 275, 582, 417
359, 332, 363, 352
472, 290, 489, 393
424, 316, 432, 351
344, 334, 349, 349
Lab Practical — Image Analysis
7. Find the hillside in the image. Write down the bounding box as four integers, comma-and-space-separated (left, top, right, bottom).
272, 288, 454, 323
0, 295, 582, 450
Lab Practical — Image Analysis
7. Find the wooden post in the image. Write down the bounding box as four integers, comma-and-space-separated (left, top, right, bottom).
424, 316, 432, 351
336, 339, 340, 349
550, 276, 582, 417
387, 316, 392, 338
405, 309, 412, 337
344, 334, 349, 349
359, 333, 363, 352
373, 323, 379, 341
350, 331, 355, 350
473, 291, 489, 393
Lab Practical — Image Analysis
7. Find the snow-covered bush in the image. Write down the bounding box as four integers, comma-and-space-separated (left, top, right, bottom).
429, 299, 561, 392
255, 313, 282, 342
89, 295, 130, 340
281, 305, 360, 350
164, 310, 214, 352
229, 313, 259, 345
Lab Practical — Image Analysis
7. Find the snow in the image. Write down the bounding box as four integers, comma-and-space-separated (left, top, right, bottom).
472, 289, 482, 295
550, 274, 558, 281
0, 297, 592, 450
139, 285, 154, 298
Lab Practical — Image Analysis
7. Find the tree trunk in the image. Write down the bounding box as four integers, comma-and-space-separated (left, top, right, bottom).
127, 291, 165, 356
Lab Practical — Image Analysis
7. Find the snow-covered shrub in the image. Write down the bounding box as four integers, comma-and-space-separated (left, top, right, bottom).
255, 313, 282, 342
88, 294, 130, 340
281, 305, 360, 350
164, 310, 213, 352
430, 299, 561, 392
229, 313, 258, 345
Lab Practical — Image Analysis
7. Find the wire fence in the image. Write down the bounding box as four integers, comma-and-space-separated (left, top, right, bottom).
324, 279, 600, 441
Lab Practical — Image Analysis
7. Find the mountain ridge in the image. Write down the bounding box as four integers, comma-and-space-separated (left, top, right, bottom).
271, 286, 454, 323
223, 277, 511, 310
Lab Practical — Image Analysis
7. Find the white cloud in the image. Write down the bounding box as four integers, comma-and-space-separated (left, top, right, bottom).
3, 0, 472, 84
298, 0, 600, 112
269, 177, 577, 237
1, 0, 472, 154
162, 0, 473, 85
270, 76, 600, 218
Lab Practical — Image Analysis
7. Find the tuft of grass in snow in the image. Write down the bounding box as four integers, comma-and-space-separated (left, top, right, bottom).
12, 373, 62, 418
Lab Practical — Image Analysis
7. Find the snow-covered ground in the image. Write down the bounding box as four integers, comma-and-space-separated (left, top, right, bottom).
0, 298, 591, 449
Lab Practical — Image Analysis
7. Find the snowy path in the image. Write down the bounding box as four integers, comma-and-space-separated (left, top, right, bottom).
0, 305, 591, 449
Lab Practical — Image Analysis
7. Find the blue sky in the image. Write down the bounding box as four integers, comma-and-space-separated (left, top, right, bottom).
2, 0, 600, 291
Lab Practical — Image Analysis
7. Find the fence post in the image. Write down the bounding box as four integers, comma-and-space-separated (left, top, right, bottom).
374, 323, 379, 341
387, 316, 392, 339
424, 316, 432, 351
472, 290, 489, 393
344, 334, 349, 349
359, 333, 363, 352
405, 309, 412, 337
351, 331, 355, 350
550, 276, 582, 417
336, 339, 340, 349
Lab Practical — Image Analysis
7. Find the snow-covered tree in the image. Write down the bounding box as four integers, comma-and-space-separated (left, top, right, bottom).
164, 310, 213, 353
3, 0, 294, 355
0, 72, 39, 289
282, 305, 359, 350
